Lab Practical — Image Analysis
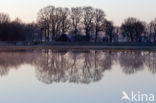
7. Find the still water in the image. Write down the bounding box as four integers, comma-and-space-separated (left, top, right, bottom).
0, 49, 156, 103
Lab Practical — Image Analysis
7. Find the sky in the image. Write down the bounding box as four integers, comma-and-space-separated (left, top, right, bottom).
0, 0, 155, 26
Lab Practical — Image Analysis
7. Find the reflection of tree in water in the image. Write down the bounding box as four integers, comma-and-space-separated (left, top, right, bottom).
144, 51, 156, 74
34, 50, 113, 84
34, 49, 70, 84
119, 51, 144, 74
0, 51, 37, 77
0, 49, 156, 84
100, 51, 115, 71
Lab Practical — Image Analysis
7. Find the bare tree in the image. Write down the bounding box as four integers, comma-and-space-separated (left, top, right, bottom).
70, 7, 83, 40
121, 17, 145, 42
0, 12, 10, 24
94, 9, 105, 42
148, 18, 156, 42
57, 7, 71, 36
83, 6, 95, 41
37, 6, 54, 41
149, 18, 156, 33
49, 7, 61, 40
102, 20, 114, 42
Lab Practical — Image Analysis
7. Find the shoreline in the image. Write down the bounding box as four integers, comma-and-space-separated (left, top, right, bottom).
0, 42, 156, 51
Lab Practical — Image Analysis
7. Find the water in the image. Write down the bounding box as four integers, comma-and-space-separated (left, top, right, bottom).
0, 49, 156, 103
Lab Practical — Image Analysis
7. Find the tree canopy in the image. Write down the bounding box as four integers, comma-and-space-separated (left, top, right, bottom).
0, 6, 156, 43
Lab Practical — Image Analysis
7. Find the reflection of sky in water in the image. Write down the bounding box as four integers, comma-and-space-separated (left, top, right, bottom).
0, 50, 156, 103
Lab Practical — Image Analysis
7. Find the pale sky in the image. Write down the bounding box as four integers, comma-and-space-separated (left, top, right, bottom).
0, 0, 155, 26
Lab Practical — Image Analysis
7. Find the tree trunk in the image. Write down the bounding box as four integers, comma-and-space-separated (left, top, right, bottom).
130, 34, 134, 42
86, 30, 90, 41
74, 27, 78, 41
95, 29, 98, 42
109, 33, 112, 42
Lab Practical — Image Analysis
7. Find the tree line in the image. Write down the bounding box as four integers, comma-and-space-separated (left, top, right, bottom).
0, 5, 156, 43
0, 13, 38, 42
37, 6, 114, 42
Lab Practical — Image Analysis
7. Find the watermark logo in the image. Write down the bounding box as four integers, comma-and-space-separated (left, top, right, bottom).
121, 91, 155, 102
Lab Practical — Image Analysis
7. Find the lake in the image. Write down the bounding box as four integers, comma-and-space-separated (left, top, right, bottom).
0, 49, 156, 103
